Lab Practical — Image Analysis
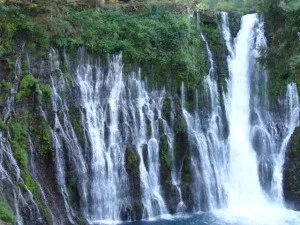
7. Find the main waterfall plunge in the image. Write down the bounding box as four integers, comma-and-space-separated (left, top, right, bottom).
1, 12, 300, 225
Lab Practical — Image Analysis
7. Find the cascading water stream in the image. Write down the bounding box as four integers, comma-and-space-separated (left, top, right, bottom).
126, 73, 169, 219
49, 49, 172, 222
219, 12, 300, 224
272, 84, 300, 203
224, 13, 267, 208
167, 102, 186, 213
181, 13, 227, 212
75, 53, 129, 222
0, 56, 52, 225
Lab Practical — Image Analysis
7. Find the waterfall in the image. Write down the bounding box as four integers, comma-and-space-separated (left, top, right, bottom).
125, 72, 169, 219
168, 100, 186, 213
0, 56, 52, 225
272, 83, 300, 202
220, 12, 300, 224
224, 13, 267, 207
75, 52, 130, 222
0, 131, 24, 225
28, 136, 55, 224
1, 11, 299, 224
49, 49, 173, 222
180, 13, 228, 212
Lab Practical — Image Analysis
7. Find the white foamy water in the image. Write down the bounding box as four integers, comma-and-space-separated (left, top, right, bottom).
219, 12, 300, 225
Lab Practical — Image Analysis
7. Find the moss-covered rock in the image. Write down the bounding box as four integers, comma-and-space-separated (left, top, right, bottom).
159, 135, 174, 211
125, 146, 142, 220
0, 198, 15, 224
284, 127, 300, 206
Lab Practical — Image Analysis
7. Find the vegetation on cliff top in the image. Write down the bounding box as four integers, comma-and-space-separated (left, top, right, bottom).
0, 0, 213, 89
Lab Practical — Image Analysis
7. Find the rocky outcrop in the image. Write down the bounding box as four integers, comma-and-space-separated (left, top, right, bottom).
284, 127, 300, 209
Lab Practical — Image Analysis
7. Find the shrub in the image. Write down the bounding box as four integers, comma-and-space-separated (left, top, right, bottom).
48, 5, 207, 89
16, 74, 38, 101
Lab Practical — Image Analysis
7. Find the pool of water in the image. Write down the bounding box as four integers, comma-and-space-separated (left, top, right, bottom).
119, 208, 300, 225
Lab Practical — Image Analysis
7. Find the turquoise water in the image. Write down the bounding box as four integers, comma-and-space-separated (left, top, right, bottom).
124, 213, 235, 225
122, 210, 300, 225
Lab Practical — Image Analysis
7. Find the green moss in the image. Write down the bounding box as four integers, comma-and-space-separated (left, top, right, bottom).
0, 80, 13, 105
0, 120, 7, 131
67, 177, 77, 204
9, 122, 29, 169
10, 140, 28, 169
63, 72, 72, 84
18, 170, 52, 223
162, 97, 172, 121
0, 6, 50, 58
227, 12, 241, 39
0, 81, 12, 92
1, 2, 212, 91
182, 172, 192, 184
40, 205, 52, 225
16, 74, 38, 101
159, 137, 172, 168
39, 84, 52, 103
260, 0, 300, 101
15, 74, 51, 103
22, 170, 42, 203
0, 198, 15, 224
174, 116, 187, 135
30, 120, 52, 159
126, 149, 138, 172
201, 13, 228, 91
185, 100, 195, 113
68, 105, 85, 147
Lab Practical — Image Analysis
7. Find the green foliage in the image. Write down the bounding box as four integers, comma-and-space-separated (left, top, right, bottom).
200, 12, 228, 90
9, 122, 29, 169
16, 74, 38, 101
21, 170, 42, 203
159, 137, 172, 168
0, 2, 211, 90
18, 168, 52, 223
10, 140, 28, 168
260, 0, 300, 100
195, 0, 259, 13
0, 5, 50, 58
49, 5, 207, 88
0, 80, 13, 105
0, 81, 12, 92
280, 0, 300, 12
30, 120, 52, 159
17, 153, 50, 222
0, 198, 15, 224
0, 120, 7, 131
16, 74, 52, 102
39, 84, 52, 102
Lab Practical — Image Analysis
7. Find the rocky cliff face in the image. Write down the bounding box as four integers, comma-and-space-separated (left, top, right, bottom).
0, 6, 226, 223
0, 2, 299, 225
284, 127, 300, 209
